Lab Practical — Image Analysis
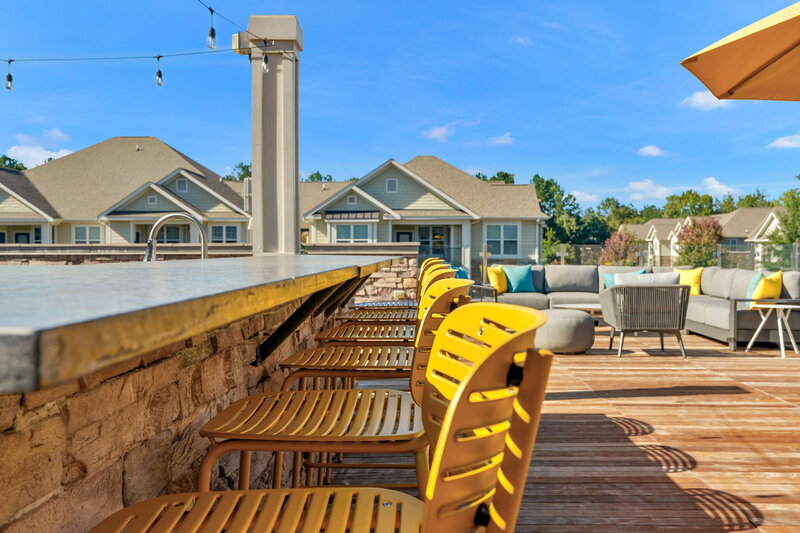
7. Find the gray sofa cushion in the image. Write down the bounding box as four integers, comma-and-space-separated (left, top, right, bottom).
537, 309, 594, 354
598, 265, 651, 290
782, 271, 800, 299
544, 265, 598, 293
686, 295, 722, 327
497, 291, 550, 310
548, 291, 600, 308
615, 272, 680, 286
701, 267, 735, 299
531, 265, 545, 293
731, 269, 759, 299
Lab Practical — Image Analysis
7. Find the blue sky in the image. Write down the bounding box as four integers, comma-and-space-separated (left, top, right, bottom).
2, 0, 800, 207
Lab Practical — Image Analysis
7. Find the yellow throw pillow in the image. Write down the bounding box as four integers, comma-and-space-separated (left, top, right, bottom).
487, 265, 508, 294
752, 271, 783, 303
675, 267, 703, 296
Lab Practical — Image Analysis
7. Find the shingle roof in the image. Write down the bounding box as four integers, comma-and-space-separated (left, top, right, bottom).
0, 168, 59, 219
22, 137, 244, 220
692, 207, 777, 238
402, 156, 546, 219
620, 223, 650, 240
300, 181, 349, 214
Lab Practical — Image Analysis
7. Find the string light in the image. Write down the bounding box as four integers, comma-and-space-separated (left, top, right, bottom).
261, 53, 269, 73
4, 59, 12, 91
154, 55, 164, 86
206, 7, 217, 49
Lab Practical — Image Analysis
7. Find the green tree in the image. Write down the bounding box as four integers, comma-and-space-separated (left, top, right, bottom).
476, 171, 514, 184
770, 189, 800, 244
576, 207, 610, 244
304, 170, 333, 182
0, 155, 26, 171
223, 162, 251, 181
675, 218, 722, 267
598, 230, 640, 266
714, 194, 737, 214
598, 197, 638, 230
637, 204, 663, 222
663, 189, 715, 218
737, 189, 774, 208
531, 174, 581, 261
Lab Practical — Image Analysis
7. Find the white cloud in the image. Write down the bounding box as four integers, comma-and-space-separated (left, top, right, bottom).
511, 35, 531, 45
423, 119, 479, 143
637, 144, 668, 157
702, 176, 736, 197
543, 22, 563, 29
571, 190, 599, 202
681, 90, 732, 110
26, 115, 47, 124
5, 145, 72, 167
768, 133, 800, 149
43, 127, 69, 143
626, 179, 672, 201
488, 132, 514, 145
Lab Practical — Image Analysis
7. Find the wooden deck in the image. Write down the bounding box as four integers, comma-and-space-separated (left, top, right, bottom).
333, 328, 800, 532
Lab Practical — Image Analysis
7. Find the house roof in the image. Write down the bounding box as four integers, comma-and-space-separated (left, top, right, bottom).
402, 156, 547, 219
0, 168, 59, 219
706, 207, 776, 238
299, 182, 349, 214
394, 209, 470, 218
620, 223, 651, 240
22, 137, 245, 220
645, 218, 685, 240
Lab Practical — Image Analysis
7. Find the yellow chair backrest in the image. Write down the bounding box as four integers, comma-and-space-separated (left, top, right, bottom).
417, 265, 456, 302
421, 257, 446, 273
416, 260, 448, 296
419, 303, 552, 533
410, 277, 474, 404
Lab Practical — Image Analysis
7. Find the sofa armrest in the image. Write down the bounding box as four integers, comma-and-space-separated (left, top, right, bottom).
471, 284, 498, 302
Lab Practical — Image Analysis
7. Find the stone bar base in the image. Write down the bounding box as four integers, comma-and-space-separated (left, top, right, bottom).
0, 296, 332, 533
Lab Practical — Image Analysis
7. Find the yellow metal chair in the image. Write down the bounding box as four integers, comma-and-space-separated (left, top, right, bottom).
280, 278, 473, 389
196, 278, 475, 491
349, 257, 446, 310
317, 266, 458, 345
89, 303, 553, 533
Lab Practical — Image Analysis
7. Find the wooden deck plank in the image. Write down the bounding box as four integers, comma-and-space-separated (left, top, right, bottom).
332, 328, 800, 532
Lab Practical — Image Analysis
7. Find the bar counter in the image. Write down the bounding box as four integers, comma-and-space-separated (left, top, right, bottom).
0, 254, 393, 393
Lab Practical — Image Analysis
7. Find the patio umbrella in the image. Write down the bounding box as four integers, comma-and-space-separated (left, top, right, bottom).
681, 2, 800, 101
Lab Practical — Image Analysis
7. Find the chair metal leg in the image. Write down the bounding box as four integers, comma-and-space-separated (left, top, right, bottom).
659, 332, 664, 351
415, 447, 430, 497
273, 451, 284, 489
609, 327, 615, 350
238, 450, 251, 490
676, 331, 687, 358
617, 331, 625, 358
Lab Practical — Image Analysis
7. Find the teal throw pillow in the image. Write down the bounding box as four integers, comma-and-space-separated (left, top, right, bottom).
454, 266, 469, 279
502, 265, 535, 293
603, 268, 646, 289
745, 272, 764, 302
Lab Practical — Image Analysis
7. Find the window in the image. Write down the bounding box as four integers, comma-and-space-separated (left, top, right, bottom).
156, 226, 181, 243
14, 233, 30, 244
386, 178, 398, 193
34, 227, 42, 244
74, 226, 101, 244
333, 223, 371, 243
346, 194, 357, 205
176, 178, 188, 193
485, 224, 519, 257
418, 226, 447, 255
0, 232, 5, 244
211, 225, 239, 243
147, 195, 158, 205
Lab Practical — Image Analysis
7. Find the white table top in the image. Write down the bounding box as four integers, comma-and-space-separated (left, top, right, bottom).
751, 303, 800, 310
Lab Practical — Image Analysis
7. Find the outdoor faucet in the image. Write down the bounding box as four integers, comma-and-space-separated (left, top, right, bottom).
142, 213, 209, 262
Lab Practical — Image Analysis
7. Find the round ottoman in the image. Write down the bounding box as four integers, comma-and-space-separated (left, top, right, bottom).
536, 309, 594, 354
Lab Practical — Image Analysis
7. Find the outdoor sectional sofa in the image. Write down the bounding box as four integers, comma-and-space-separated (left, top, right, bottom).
476, 264, 800, 351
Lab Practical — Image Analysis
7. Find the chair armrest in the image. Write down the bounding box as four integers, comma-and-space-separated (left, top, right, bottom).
471, 284, 498, 302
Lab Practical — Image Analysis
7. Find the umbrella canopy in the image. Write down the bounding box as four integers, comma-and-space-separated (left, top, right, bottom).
682, 2, 800, 101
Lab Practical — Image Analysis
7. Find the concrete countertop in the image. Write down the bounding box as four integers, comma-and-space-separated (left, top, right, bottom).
0, 254, 394, 393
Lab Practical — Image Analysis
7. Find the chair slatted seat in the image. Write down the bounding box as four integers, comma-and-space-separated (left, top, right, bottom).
90, 302, 553, 533
349, 298, 417, 310
282, 345, 414, 371
315, 323, 416, 344
336, 307, 418, 323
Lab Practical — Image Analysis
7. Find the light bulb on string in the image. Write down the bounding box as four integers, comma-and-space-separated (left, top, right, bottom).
5, 59, 13, 91
206, 7, 217, 49
154, 56, 164, 87
261, 53, 269, 73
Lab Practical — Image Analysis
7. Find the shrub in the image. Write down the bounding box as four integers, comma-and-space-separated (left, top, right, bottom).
598, 230, 640, 266
676, 218, 722, 267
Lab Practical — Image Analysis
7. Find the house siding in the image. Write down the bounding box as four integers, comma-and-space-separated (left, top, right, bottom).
109, 221, 132, 244
327, 193, 376, 212
0, 190, 38, 215
360, 167, 453, 210
164, 176, 236, 213
122, 190, 183, 212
